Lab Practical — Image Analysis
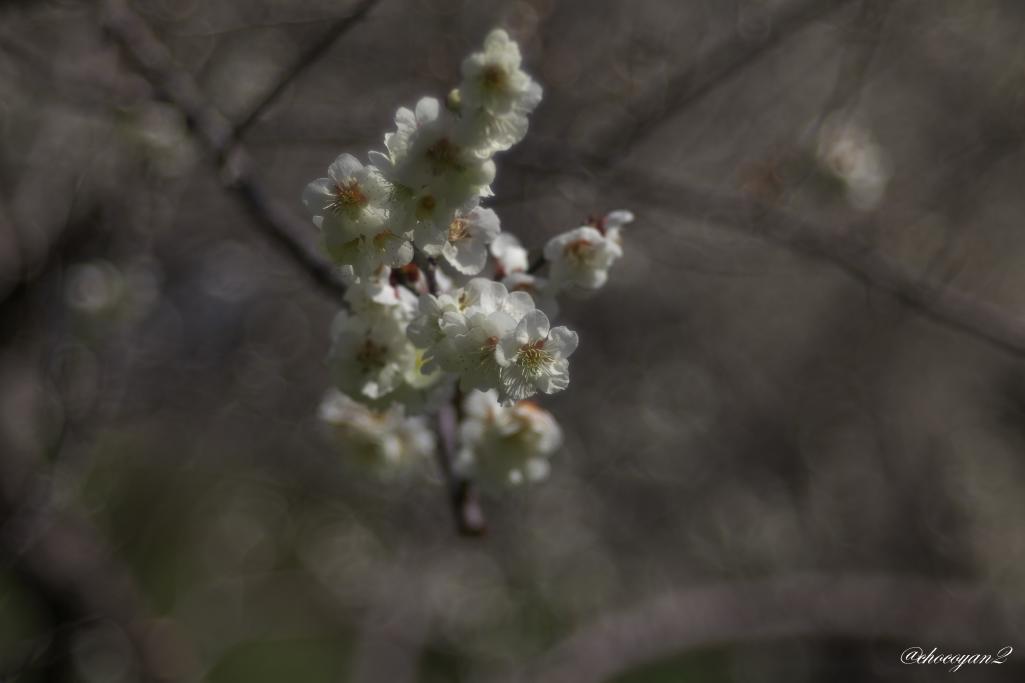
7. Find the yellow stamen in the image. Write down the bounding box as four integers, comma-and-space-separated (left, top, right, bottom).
481, 64, 506, 91
448, 218, 470, 242
327, 180, 368, 213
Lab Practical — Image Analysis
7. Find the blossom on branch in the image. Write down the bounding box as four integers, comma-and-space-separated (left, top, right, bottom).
540, 209, 632, 293
455, 29, 543, 157
457, 390, 561, 486
421, 203, 502, 275
319, 390, 435, 474
495, 309, 577, 401
303, 27, 630, 504
303, 154, 412, 275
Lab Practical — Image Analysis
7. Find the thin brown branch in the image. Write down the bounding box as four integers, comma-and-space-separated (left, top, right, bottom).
502, 574, 1025, 683
232, 0, 381, 142
98, 0, 348, 303
435, 401, 486, 537
416, 250, 487, 536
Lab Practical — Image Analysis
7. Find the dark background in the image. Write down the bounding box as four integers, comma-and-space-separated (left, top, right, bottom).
2, 0, 1025, 681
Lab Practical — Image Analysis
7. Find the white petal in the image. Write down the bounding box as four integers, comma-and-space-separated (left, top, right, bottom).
383, 236, 414, 268
302, 178, 334, 214
495, 333, 518, 367
546, 326, 578, 358
517, 309, 550, 341
367, 150, 392, 170
604, 210, 634, 229
328, 153, 363, 182
499, 365, 536, 401
447, 238, 488, 275
415, 97, 440, 125
503, 290, 536, 320
469, 207, 501, 241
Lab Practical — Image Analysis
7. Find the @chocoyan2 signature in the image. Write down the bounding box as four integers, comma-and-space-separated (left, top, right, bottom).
901, 646, 1013, 672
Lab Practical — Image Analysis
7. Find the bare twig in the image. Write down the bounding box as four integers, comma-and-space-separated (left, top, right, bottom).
435, 401, 487, 537
232, 0, 381, 143
98, 0, 348, 303
501, 573, 1025, 683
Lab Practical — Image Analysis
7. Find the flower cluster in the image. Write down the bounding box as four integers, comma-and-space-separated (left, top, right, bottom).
304, 29, 632, 490
303, 29, 541, 277
407, 277, 577, 404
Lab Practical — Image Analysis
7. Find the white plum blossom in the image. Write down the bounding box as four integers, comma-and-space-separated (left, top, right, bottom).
405, 287, 465, 359
419, 203, 501, 275
302, 153, 389, 234
495, 309, 577, 402
342, 267, 418, 323
544, 225, 622, 292
816, 120, 891, 210
434, 309, 517, 394
456, 390, 561, 486
328, 311, 417, 403
319, 390, 435, 474
460, 29, 540, 116
456, 29, 543, 157
303, 154, 412, 275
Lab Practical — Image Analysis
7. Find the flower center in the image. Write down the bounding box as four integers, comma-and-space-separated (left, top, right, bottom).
425, 137, 462, 174
356, 339, 388, 371
517, 340, 553, 376
564, 239, 595, 263
481, 64, 507, 91
415, 194, 437, 220
328, 180, 368, 213
448, 218, 471, 242
372, 231, 397, 251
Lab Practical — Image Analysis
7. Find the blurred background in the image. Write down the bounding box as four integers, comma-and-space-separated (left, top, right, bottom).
3, 0, 1025, 681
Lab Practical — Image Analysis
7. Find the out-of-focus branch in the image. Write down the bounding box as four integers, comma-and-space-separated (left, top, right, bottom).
0, 461, 199, 682
98, 0, 348, 303
515, 150, 1025, 360
816, 0, 891, 123
565, 0, 857, 166
503, 574, 1025, 683
232, 0, 380, 143
630, 172, 1025, 359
